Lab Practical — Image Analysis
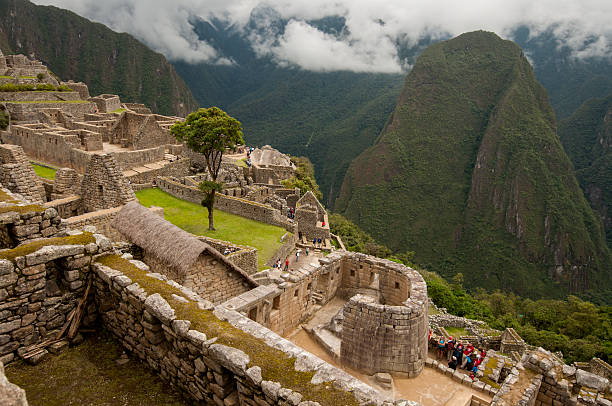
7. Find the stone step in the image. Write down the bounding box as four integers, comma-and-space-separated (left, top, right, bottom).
444, 392, 473, 406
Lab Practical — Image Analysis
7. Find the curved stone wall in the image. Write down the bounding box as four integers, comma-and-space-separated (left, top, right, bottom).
340, 259, 428, 377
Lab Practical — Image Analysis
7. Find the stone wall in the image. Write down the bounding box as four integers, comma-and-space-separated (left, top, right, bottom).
197, 236, 258, 275
124, 158, 190, 184
43, 195, 83, 219
185, 256, 253, 305
89, 94, 121, 113
93, 258, 397, 406
51, 168, 81, 200
157, 177, 292, 230
0, 91, 81, 102
4, 101, 96, 122
265, 227, 299, 268
0, 206, 64, 248
0, 232, 111, 365
63, 207, 124, 242
109, 145, 166, 171
110, 112, 175, 149
340, 259, 429, 377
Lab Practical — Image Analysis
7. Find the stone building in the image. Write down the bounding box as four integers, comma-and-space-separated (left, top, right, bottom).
80, 154, 135, 212
0, 144, 46, 204
295, 190, 330, 243
112, 201, 258, 304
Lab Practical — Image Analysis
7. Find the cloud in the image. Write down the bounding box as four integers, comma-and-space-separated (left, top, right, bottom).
32, 0, 612, 72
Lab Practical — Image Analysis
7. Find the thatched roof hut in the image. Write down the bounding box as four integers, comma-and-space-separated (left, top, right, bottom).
112, 201, 257, 287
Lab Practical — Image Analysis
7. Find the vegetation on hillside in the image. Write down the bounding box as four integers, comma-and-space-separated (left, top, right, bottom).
423, 269, 612, 364
336, 31, 611, 301
282, 156, 323, 201
0, 0, 198, 116
559, 93, 612, 248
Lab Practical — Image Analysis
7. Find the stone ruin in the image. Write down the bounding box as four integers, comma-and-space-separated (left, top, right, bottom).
0, 51, 186, 183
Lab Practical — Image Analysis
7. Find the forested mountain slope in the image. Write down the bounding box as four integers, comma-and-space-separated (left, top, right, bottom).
0, 0, 198, 116
559, 94, 612, 248
335, 31, 611, 300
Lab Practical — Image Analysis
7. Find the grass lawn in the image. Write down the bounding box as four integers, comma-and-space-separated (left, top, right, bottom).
5, 331, 190, 406
445, 327, 469, 337
32, 163, 56, 179
136, 188, 287, 270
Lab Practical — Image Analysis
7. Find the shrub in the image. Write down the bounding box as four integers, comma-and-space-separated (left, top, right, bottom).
0, 109, 9, 130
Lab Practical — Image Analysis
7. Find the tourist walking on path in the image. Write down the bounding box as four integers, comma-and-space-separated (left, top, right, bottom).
284, 257, 289, 271
296, 249, 301, 262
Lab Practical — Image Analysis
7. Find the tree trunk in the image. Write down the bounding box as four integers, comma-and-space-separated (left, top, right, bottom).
207, 189, 216, 230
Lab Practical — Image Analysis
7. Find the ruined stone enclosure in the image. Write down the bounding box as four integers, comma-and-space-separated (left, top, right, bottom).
224, 251, 429, 378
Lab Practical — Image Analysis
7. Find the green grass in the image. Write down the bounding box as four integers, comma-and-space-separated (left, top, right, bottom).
136, 188, 286, 270
32, 163, 56, 179
445, 327, 469, 337
0, 75, 13, 79
111, 108, 126, 113
18, 76, 37, 79
5, 331, 189, 406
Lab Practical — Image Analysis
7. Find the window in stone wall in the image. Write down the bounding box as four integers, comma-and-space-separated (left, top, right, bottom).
273, 295, 280, 310
294, 288, 299, 297
307, 282, 312, 291
98, 185, 103, 195
350, 269, 355, 277
395, 281, 400, 289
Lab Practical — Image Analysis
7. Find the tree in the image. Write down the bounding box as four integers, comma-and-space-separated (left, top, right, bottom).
171, 107, 244, 230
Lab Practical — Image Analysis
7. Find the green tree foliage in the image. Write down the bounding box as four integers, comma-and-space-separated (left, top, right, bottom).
282, 156, 323, 201
328, 213, 392, 258
171, 107, 244, 230
0, 108, 8, 130
558, 93, 612, 248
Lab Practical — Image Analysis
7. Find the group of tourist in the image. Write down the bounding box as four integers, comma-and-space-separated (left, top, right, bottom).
437, 336, 486, 377
272, 257, 291, 271
312, 237, 323, 247
287, 207, 295, 219
245, 146, 254, 167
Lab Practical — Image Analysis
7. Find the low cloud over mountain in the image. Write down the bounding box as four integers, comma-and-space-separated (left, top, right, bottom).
34, 0, 612, 72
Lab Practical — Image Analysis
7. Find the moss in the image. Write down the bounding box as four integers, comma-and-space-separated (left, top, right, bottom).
31, 162, 57, 179
96, 255, 359, 406
480, 357, 501, 389
0, 204, 44, 215
0, 189, 18, 203
5, 330, 188, 406
0, 232, 95, 262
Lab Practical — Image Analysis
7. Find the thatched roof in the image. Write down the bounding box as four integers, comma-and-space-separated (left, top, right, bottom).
112, 201, 257, 286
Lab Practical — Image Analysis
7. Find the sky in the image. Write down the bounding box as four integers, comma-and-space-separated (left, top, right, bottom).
32, 0, 612, 73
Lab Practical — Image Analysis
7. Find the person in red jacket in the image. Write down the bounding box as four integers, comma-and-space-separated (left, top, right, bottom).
284, 257, 289, 271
